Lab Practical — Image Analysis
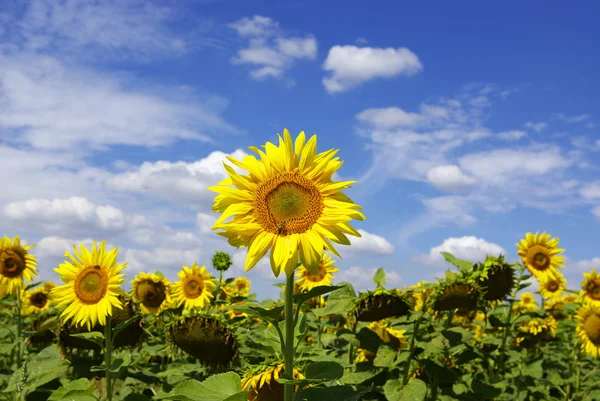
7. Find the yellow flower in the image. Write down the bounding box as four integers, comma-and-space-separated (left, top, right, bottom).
241, 363, 304, 401
580, 269, 600, 307
295, 253, 339, 292
230, 277, 251, 297
21, 286, 52, 315
355, 349, 375, 363
225, 301, 249, 319
131, 272, 172, 315
171, 263, 216, 310
538, 274, 567, 300
516, 232, 565, 281
0, 235, 38, 293
367, 320, 408, 348
514, 292, 538, 315
209, 129, 365, 278
576, 303, 600, 358
51, 241, 126, 330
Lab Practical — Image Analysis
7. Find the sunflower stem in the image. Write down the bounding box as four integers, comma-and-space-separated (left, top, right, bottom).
216, 271, 223, 302
104, 315, 113, 401
284, 272, 295, 401
497, 264, 525, 377
15, 288, 23, 369
402, 312, 423, 386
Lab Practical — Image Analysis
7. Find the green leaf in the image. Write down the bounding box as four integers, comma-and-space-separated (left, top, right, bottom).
112, 314, 141, 339
523, 359, 543, 379
5, 354, 69, 394
228, 304, 283, 324
383, 378, 427, 401
374, 346, 396, 368
441, 252, 473, 271
305, 361, 344, 381
155, 372, 245, 401
488, 314, 506, 328
293, 285, 343, 306
24, 281, 43, 291
70, 332, 105, 347
48, 378, 97, 401
298, 385, 370, 401
373, 268, 386, 287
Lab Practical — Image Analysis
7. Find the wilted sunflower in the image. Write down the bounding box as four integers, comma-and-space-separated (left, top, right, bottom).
354, 289, 412, 322
477, 255, 516, 301
0, 235, 38, 293
242, 363, 304, 401
131, 272, 171, 315
576, 303, 600, 358
516, 232, 565, 281
209, 129, 365, 278
430, 279, 480, 312
580, 269, 600, 307
538, 274, 567, 300
51, 241, 126, 330
21, 287, 52, 315
171, 263, 216, 310
295, 252, 339, 292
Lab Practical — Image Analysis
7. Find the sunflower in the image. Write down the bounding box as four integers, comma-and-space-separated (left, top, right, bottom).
538, 274, 567, 300
241, 363, 304, 401
51, 241, 126, 330
580, 269, 600, 307
131, 272, 172, 315
367, 320, 408, 349
0, 235, 38, 293
225, 301, 249, 320
21, 287, 52, 315
477, 255, 516, 301
576, 303, 600, 358
430, 281, 480, 312
209, 129, 365, 278
513, 292, 538, 315
355, 349, 376, 364
229, 277, 251, 297
545, 296, 569, 320
295, 253, 339, 292
171, 263, 216, 310
516, 232, 565, 281
354, 288, 412, 322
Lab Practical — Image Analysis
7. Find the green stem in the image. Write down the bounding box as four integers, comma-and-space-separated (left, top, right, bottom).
15, 289, 23, 368
104, 315, 113, 401
497, 265, 525, 376
284, 273, 295, 401
402, 313, 422, 386
444, 310, 455, 329
216, 271, 223, 302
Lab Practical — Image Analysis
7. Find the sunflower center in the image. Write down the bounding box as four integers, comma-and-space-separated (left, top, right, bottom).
546, 280, 560, 292
254, 172, 324, 236
0, 250, 26, 278
583, 313, 600, 345
526, 245, 551, 271
137, 280, 166, 308
184, 278, 204, 299
31, 292, 48, 308
585, 280, 600, 300
74, 265, 108, 305
304, 263, 327, 283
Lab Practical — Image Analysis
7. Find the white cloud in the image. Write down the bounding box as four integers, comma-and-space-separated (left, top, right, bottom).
593, 205, 600, 219
104, 149, 247, 208
416, 236, 506, 266
197, 212, 217, 234
229, 16, 316, 81
581, 182, 600, 200
342, 229, 394, 257
356, 104, 449, 129
497, 130, 526, 141
570, 257, 600, 273
555, 114, 592, 124
427, 165, 477, 192
322, 45, 422, 93
334, 265, 401, 292
122, 247, 204, 273
524, 121, 548, 133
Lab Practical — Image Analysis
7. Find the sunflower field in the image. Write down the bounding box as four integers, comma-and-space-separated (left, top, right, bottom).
2, 130, 600, 401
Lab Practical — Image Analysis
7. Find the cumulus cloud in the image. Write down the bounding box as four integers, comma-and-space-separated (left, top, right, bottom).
229, 15, 316, 81
322, 45, 422, 93
524, 121, 548, 133
497, 130, 527, 141
593, 205, 600, 219
104, 150, 247, 208
342, 229, 394, 257
197, 212, 217, 234
356, 105, 449, 129
581, 182, 600, 200
427, 165, 477, 192
415, 236, 506, 266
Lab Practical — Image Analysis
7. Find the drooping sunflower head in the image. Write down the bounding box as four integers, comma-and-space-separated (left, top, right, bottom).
209, 129, 366, 278
539, 274, 567, 300
295, 252, 339, 292
429, 278, 480, 312
171, 263, 216, 311
477, 255, 516, 301
21, 287, 52, 315
168, 315, 238, 366
576, 303, 600, 359
580, 269, 600, 306
516, 232, 565, 281
0, 235, 38, 293
354, 288, 412, 322
131, 272, 172, 315
51, 240, 126, 330
241, 363, 304, 401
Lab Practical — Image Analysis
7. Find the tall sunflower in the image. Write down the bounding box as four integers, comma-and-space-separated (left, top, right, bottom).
209, 129, 365, 278
131, 272, 172, 315
0, 235, 38, 293
21, 287, 52, 315
51, 241, 126, 330
171, 263, 216, 310
538, 274, 567, 300
576, 303, 600, 359
580, 269, 600, 307
516, 232, 565, 281
295, 252, 339, 292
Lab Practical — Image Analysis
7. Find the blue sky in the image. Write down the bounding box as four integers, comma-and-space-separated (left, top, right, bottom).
1, 0, 599, 299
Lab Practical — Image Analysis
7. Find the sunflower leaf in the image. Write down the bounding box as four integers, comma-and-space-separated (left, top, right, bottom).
372, 268, 386, 287
441, 252, 473, 271
70, 332, 105, 348
112, 314, 142, 340
229, 304, 283, 324
383, 378, 427, 401
293, 285, 343, 306
154, 372, 244, 401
